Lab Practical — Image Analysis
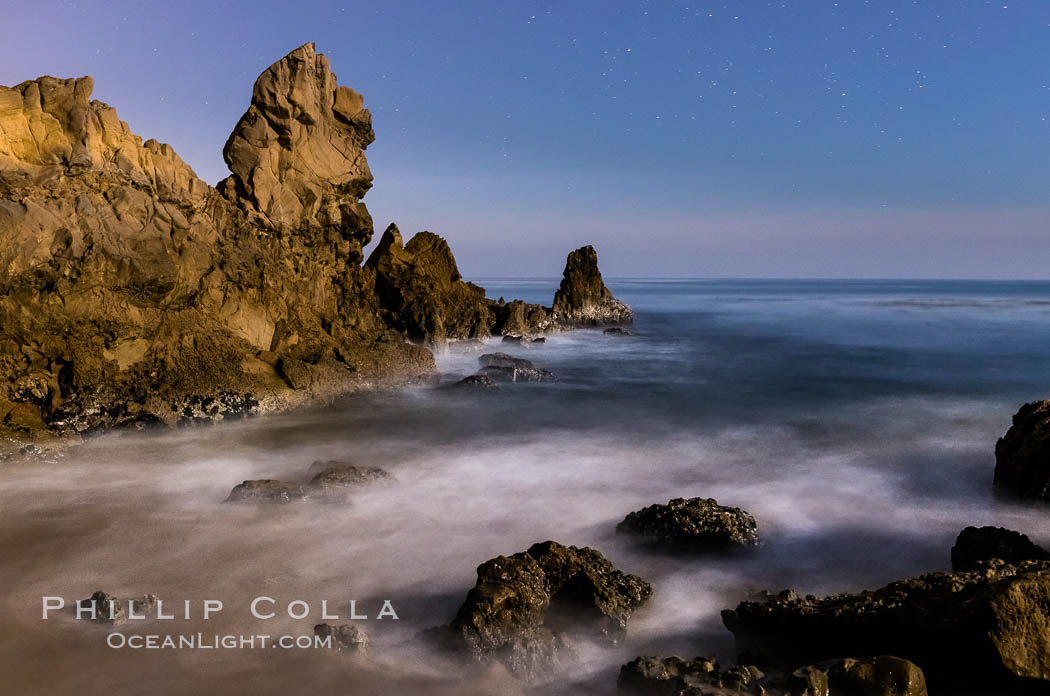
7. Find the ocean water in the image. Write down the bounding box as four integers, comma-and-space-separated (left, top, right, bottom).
3, 279, 1050, 694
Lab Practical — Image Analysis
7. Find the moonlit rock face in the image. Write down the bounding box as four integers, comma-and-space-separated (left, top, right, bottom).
222, 42, 375, 246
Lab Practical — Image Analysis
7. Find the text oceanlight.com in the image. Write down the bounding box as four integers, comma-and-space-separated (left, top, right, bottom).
106, 633, 334, 649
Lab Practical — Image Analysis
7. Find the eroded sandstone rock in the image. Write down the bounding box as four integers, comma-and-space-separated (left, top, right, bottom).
449, 540, 651, 681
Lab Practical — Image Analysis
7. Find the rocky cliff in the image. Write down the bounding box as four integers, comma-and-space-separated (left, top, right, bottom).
0, 43, 630, 446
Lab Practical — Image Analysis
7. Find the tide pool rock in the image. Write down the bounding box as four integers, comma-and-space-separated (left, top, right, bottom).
616, 497, 759, 552
722, 559, 1050, 689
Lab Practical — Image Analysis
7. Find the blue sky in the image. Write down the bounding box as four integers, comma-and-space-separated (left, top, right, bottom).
3, 1, 1049, 277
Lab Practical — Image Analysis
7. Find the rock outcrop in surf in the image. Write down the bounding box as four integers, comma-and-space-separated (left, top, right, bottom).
0, 43, 630, 446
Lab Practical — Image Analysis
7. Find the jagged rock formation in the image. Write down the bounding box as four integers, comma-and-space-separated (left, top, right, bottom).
616, 497, 760, 553
367, 224, 495, 342
994, 400, 1050, 501
447, 540, 651, 682
552, 245, 632, 326
618, 654, 927, 696
0, 43, 629, 447
722, 557, 1050, 689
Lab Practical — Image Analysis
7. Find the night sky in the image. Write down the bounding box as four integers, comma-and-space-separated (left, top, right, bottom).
3, 1, 1049, 278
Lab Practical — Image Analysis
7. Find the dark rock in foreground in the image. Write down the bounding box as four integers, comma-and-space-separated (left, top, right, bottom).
616, 497, 759, 552
450, 540, 651, 682
951, 525, 1050, 572
618, 654, 927, 696
722, 559, 1050, 688
604, 327, 634, 336
314, 623, 369, 652
995, 401, 1050, 501
552, 246, 633, 326
226, 480, 308, 503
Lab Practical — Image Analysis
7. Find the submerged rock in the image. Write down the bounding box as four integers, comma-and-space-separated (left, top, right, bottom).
951, 525, 1050, 572
309, 463, 390, 492
478, 352, 534, 369
478, 365, 556, 383
721, 559, 1050, 688
994, 400, 1050, 501
77, 592, 157, 625
314, 623, 369, 652
551, 246, 633, 326
604, 327, 634, 336
449, 540, 651, 681
616, 497, 759, 552
618, 654, 927, 696
225, 480, 308, 503
451, 374, 499, 390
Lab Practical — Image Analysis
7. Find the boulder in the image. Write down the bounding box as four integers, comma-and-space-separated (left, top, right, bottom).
225, 479, 308, 503
994, 400, 1050, 501
722, 559, 1050, 688
616, 497, 759, 552
450, 540, 651, 681
618, 655, 927, 696
551, 246, 633, 326
314, 623, 369, 652
951, 526, 1050, 572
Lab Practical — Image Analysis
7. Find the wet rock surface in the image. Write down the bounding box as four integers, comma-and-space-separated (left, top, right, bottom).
616, 497, 760, 552
951, 525, 1050, 572
225, 479, 308, 503
604, 327, 634, 336
994, 400, 1050, 501
722, 559, 1050, 688
618, 654, 927, 696
448, 540, 651, 681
